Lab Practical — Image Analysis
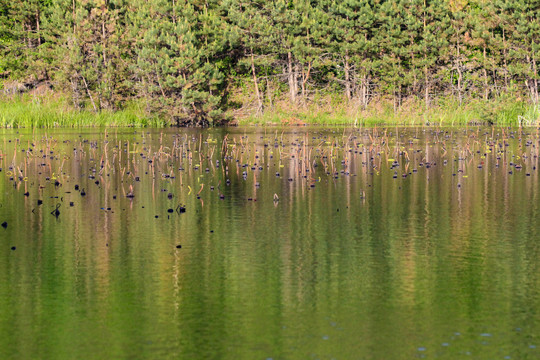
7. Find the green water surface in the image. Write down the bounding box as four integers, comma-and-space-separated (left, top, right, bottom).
0, 127, 539, 359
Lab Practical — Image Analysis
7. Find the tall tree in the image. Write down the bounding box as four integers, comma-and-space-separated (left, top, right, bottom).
43, 0, 130, 110
321, 0, 378, 107
511, 0, 540, 104
225, 0, 268, 114
129, 0, 229, 125
444, 0, 471, 105
375, 0, 411, 111
0, 0, 48, 83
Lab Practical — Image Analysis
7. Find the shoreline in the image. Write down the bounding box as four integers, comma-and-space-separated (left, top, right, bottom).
0, 94, 538, 128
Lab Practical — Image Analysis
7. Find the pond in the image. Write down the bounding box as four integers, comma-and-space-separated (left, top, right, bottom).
0, 126, 539, 359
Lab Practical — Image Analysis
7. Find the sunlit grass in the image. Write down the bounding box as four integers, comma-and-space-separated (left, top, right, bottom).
0, 96, 164, 128
238, 95, 534, 127
1, 93, 538, 128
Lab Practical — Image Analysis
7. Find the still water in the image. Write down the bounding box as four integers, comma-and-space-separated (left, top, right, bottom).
0, 126, 539, 359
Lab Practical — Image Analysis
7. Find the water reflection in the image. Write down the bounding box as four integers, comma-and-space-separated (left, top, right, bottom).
0, 126, 539, 359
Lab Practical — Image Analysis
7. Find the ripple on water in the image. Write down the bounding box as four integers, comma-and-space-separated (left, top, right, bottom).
1, 127, 540, 359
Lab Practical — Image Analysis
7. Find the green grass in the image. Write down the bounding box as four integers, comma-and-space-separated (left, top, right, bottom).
0, 96, 164, 128
238, 95, 538, 127
2, 93, 539, 128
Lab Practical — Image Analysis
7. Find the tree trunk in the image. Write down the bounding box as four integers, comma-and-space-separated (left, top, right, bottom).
422, 0, 427, 106
81, 75, 98, 112
301, 61, 311, 104
344, 54, 351, 100
250, 51, 263, 114
71, 77, 81, 109
266, 75, 272, 108
287, 52, 297, 104
457, 65, 463, 106
456, 37, 463, 106
72, 0, 76, 32
526, 55, 538, 104
411, 36, 417, 94
533, 56, 539, 104
294, 62, 299, 102
483, 46, 489, 100
360, 74, 368, 109
502, 29, 508, 89
424, 64, 429, 109
102, 20, 107, 64
36, 9, 41, 47
26, 23, 31, 48
300, 65, 306, 101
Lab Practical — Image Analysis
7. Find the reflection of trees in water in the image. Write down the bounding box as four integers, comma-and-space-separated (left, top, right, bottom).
1, 127, 540, 358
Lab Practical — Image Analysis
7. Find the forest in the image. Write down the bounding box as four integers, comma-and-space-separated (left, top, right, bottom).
1, 0, 540, 126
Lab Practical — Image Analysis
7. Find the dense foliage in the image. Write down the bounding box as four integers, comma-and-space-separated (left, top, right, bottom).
1, 0, 540, 125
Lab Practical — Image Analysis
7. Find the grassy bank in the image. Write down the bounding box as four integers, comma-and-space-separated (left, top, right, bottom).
1, 93, 539, 128
235, 94, 540, 127
0, 95, 165, 128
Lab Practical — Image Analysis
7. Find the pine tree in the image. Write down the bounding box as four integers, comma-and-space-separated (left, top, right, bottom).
129, 0, 228, 125
0, 0, 18, 82
43, 0, 130, 110
511, 0, 540, 104
321, 0, 378, 107
489, 0, 514, 93
375, 0, 410, 111
2, 0, 540, 123
269, 0, 303, 104
224, 0, 269, 114
0, 0, 48, 84
417, 0, 449, 108
444, 0, 471, 105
